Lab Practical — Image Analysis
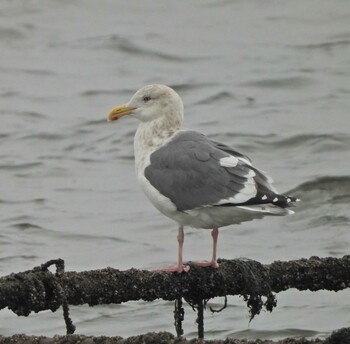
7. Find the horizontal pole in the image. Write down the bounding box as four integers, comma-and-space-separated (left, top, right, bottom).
0, 256, 349, 317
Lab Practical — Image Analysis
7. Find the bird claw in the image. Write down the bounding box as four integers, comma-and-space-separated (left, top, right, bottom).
192, 260, 219, 268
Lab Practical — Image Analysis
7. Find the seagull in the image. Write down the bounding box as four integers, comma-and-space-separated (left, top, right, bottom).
107, 84, 297, 273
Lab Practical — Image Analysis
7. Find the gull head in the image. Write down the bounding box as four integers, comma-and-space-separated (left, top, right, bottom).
108, 84, 184, 123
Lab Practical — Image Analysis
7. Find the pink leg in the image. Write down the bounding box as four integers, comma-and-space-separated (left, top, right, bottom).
192, 228, 219, 268
211, 228, 219, 268
152, 227, 190, 273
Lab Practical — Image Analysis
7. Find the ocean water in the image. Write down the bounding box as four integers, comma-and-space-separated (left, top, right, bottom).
0, 0, 349, 340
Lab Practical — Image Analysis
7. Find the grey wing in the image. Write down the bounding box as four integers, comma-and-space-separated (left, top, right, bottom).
144, 131, 296, 211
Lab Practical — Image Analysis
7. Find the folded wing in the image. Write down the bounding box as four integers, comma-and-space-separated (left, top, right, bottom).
144, 131, 297, 212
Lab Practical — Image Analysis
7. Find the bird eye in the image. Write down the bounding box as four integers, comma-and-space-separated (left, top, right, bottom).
143, 96, 151, 102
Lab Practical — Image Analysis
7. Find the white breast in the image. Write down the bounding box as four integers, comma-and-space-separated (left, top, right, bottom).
134, 123, 179, 220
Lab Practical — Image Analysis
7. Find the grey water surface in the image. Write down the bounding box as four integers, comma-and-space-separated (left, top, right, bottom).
0, 0, 350, 340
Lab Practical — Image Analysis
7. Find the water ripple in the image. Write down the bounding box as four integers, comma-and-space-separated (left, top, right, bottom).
229, 327, 320, 339
292, 39, 350, 51
80, 89, 119, 97
258, 133, 350, 151
0, 198, 46, 205
20, 132, 65, 141
9, 222, 43, 231
0, 255, 38, 262
290, 175, 350, 195
16, 111, 47, 119
104, 35, 205, 62
288, 175, 350, 211
196, 91, 235, 105
0, 162, 42, 170
218, 132, 350, 153
0, 26, 25, 40
240, 76, 314, 89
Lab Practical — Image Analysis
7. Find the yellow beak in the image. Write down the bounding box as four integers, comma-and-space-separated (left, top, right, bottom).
107, 104, 135, 121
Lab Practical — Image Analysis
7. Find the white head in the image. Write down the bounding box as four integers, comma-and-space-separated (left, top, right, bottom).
108, 84, 184, 124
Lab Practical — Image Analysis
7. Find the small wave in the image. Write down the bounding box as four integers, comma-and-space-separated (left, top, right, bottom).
171, 82, 217, 92
21, 68, 55, 76
9, 222, 44, 231
288, 176, 350, 210
0, 162, 42, 170
292, 39, 350, 51
196, 91, 235, 105
216, 132, 350, 154
0, 198, 45, 205
229, 327, 320, 340
0, 26, 25, 40
257, 133, 350, 151
0, 255, 38, 262
289, 176, 350, 194
0, 89, 18, 98
0, 65, 54, 78
26, 225, 132, 244
16, 111, 47, 119
212, 132, 274, 140
104, 35, 204, 62
241, 76, 314, 89
58, 232, 131, 244
310, 215, 349, 228
118, 155, 134, 161
20, 132, 65, 141
0, 133, 10, 139
70, 157, 106, 163
80, 89, 119, 97
81, 119, 108, 126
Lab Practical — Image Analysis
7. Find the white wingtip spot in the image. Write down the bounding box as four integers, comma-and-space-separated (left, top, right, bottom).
246, 169, 256, 178
262, 195, 267, 200
273, 197, 278, 202
219, 156, 239, 168
287, 198, 291, 202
